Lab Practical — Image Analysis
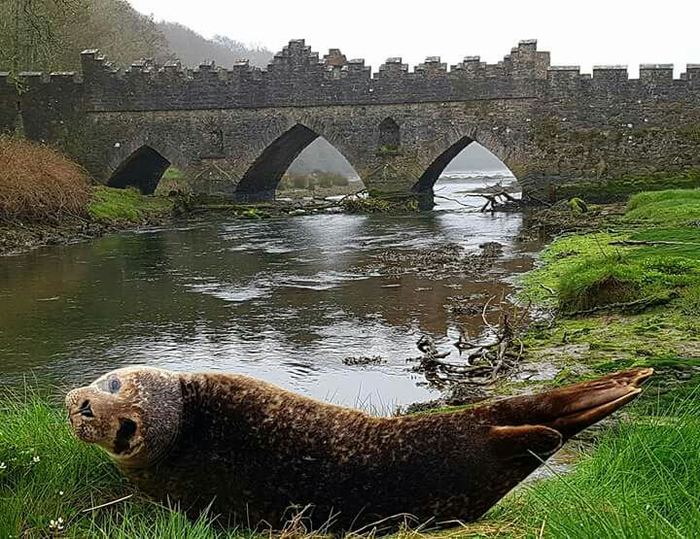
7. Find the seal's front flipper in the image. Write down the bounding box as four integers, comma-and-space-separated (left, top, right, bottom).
488, 425, 563, 460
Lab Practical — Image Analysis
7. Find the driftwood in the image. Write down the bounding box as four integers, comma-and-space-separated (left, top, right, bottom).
435, 187, 520, 213
432, 194, 480, 208
409, 297, 529, 385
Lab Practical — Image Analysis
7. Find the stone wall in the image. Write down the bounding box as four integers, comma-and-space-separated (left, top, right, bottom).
1, 40, 699, 202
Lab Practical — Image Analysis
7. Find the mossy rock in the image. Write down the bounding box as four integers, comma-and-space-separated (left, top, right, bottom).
568, 197, 588, 214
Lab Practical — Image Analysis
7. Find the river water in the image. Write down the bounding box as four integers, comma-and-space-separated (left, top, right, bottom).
0, 174, 542, 410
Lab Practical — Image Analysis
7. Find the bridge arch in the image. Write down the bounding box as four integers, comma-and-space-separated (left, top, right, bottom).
412, 128, 516, 194
234, 122, 361, 202
107, 145, 170, 195
105, 137, 187, 195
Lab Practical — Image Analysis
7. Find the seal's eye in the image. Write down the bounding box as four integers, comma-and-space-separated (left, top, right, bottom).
108, 378, 121, 393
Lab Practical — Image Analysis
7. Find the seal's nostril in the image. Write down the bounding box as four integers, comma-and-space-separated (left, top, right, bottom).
79, 400, 94, 418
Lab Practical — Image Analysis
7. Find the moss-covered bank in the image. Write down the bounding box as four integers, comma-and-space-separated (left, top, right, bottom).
0, 186, 175, 255
520, 189, 700, 374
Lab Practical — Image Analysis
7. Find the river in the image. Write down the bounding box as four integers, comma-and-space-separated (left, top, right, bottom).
0, 173, 543, 410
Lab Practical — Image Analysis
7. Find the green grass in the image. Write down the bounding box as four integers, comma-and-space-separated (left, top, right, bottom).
87, 186, 174, 224
487, 393, 700, 538
0, 392, 251, 538
625, 188, 700, 225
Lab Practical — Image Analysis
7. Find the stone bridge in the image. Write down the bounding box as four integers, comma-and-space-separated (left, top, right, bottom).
1, 39, 699, 203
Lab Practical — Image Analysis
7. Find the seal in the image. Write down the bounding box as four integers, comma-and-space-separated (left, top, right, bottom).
65, 366, 652, 531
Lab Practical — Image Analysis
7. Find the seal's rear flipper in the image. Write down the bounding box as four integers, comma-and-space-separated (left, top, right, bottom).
478, 368, 654, 441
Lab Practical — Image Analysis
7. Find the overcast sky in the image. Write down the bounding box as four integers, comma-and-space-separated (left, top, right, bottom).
128, 0, 699, 77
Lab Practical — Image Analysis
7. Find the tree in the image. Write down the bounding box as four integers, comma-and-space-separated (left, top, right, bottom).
0, 0, 170, 77
0, 0, 81, 81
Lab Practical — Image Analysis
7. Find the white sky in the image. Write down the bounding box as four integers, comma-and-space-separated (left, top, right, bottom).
128, 0, 699, 77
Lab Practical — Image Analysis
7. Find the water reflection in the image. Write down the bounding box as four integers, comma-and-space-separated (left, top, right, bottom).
0, 178, 540, 409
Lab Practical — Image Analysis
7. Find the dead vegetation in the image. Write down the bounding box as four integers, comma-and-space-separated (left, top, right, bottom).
342, 355, 386, 366
368, 242, 504, 279
0, 136, 91, 224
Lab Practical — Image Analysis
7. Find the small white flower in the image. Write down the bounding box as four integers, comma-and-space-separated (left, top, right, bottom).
49, 517, 65, 531
114, 142, 121, 148
32, 455, 40, 463
59, 490, 64, 496
0, 462, 7, 470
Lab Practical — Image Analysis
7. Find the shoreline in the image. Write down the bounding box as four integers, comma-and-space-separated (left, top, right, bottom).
0, 217, 171, 257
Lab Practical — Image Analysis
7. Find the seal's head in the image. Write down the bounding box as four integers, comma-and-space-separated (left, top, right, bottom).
65, 366, 182, 467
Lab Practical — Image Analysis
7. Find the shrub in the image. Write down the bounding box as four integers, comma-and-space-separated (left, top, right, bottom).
0, 136, 91, 223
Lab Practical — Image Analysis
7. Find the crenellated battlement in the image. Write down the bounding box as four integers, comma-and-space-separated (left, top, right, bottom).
1, 39, 698, 113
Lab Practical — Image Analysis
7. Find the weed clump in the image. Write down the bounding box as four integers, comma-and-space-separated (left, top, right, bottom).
342, 194, 419, 213
0, 136, 91, 223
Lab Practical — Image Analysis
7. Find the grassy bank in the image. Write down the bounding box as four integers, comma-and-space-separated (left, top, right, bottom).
484, 394, 700, 537
521, 190, 700, 383
0, 137, 176, 255
0, 393, 245, 538
549, 167, 700, 202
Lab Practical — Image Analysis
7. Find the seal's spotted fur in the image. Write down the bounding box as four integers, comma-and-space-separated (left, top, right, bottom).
66, 367, 652, 531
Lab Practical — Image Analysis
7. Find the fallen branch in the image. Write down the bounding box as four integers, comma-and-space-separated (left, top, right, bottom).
432, 194, 481, 208
411, 303, 528, 385
610, 240, 700, 247
537, 282, 557, 296
564, 295, 669, 316
476, 190, 520, 212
